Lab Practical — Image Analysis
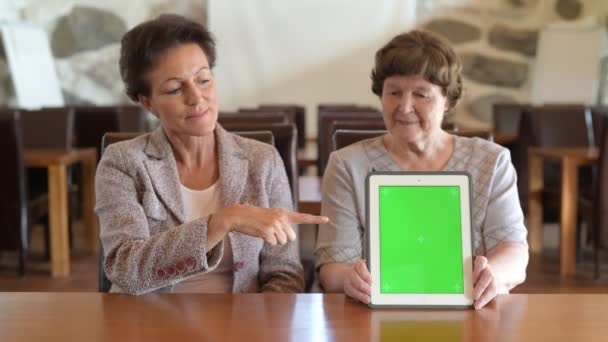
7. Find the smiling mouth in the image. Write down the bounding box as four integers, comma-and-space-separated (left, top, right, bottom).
186, 109, 208, 119
395, 119, 419, 125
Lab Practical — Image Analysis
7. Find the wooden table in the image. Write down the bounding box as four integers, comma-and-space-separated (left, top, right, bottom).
24, 148, 98, 277
0, 293, 606, 341
527, 147, 599, 276
299, 175, 321, 215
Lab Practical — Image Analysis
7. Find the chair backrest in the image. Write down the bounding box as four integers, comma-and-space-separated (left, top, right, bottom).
0, 110, 28, 258
317, 103, 378, 113
332, 129, 387, 152
19, 107, 74, 149
530, 105, 595, 148
260, 105, 306, 148
493, 103, 527, 135
74, 106, 121, 160
19, 107, 76, 195
231, 130, 274, 145
318, 111, 383, 175
328, 120, 386, 153
217, 112, 289, 126
591, 106, 608, 146
330, 120, 387, 134
238, 108, 297, 125
118, 106, 149, 132
221, 123, 299, 208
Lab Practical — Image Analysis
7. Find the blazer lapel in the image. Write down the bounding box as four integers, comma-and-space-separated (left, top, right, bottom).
216, 125, 248, 208
143, 128, 186, 223
215, 125, 251, 266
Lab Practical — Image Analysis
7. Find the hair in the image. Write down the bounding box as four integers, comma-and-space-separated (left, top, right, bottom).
119, 14, 217, 102
370, 29, 463, 110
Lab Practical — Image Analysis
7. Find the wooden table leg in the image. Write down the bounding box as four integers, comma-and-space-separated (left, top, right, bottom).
81, 153, 98, 253
528, 154, 544, 253
560, 158, 579, 276
48, 165, 70, 277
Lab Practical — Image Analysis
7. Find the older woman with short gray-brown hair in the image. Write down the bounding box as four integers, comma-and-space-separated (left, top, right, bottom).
315, 29, 528, 309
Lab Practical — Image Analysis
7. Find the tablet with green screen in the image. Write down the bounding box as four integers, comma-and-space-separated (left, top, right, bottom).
366, 172, 474, 308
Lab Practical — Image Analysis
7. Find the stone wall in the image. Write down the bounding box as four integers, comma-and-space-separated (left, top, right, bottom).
1, 0, 607, 128
0, 0, 207, 106
418, 0, 608, 127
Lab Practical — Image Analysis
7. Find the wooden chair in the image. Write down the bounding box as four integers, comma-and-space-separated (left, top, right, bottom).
221, 123, 299, 209
74, 106, 121, 160
239, 108, 297, 125
0, 110, 49, 276
332, 129, 386, 151
217, 111, 289, 126
331, 128, 494, 153
518, 105, 599, 267
231, 131, 274, 145
493, 103, 527, 136
118, 106, 150, 132
317, 111, 382, 175
19, 107, 76, 259
520, 105, 596, 215
593, 114, 608, 277
579, 111, 608, 277
259, 105, 306, 148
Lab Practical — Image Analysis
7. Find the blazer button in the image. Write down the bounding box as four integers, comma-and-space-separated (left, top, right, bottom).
185, 257, 196, 270
156, 269, 166, 279
176, 260, 186, 273
166, 266, 177, 277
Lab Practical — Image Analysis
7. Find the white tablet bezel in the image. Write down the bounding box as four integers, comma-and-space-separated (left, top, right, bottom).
366, 172, 474, 308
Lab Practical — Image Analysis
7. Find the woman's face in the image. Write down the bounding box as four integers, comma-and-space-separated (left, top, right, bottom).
380, 74, 448, 144
140, 43, 218, 137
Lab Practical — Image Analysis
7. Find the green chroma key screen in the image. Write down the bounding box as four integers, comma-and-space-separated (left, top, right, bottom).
379, 186, 464, 294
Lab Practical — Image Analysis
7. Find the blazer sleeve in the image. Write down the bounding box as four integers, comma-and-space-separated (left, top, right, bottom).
257, 148, 305, 292
95, 145, 223, 295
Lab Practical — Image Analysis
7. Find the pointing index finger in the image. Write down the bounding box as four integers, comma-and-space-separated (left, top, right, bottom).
286, 211, 330, 225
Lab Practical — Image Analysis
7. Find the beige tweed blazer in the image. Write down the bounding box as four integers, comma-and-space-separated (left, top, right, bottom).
95, 125, 304, 295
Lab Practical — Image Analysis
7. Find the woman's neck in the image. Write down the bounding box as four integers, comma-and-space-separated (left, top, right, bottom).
167, 131, 216, 166
383, 131, 454, 171
166, 130, 219, 190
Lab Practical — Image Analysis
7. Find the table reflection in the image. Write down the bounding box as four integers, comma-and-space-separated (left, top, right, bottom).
366, 295, 526, 342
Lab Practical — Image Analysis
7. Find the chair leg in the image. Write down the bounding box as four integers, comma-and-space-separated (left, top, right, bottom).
19, 250, 26, 277
43, 214, 50, 261
594, 239, 600, 279
19, 237, 27, 277
68, 217, 74, 251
